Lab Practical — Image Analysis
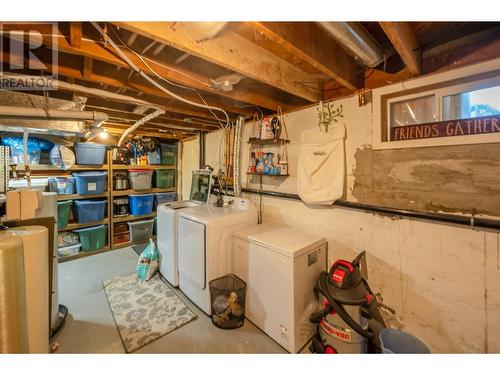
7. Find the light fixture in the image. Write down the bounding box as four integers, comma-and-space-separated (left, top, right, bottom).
98, 128, 109, 139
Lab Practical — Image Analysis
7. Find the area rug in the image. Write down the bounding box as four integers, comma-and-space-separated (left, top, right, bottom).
103, 272, 196, 353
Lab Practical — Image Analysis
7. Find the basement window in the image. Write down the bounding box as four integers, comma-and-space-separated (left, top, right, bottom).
373, 58, 500, 150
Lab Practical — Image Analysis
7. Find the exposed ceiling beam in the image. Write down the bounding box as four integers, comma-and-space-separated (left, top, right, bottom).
83, 56, 93, 79
85, 104, 219, 131
248, 22, 364, 91
69, 22, 82, 48
116, 22, 321, 102
0, 23, 287, 111
0, 48, 245, 121
104, 123, 192, 140
380, 22, 421, 76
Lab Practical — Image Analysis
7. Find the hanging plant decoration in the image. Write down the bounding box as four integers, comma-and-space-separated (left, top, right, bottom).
317, 101, 344, 132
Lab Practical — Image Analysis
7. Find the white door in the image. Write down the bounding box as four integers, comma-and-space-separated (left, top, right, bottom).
178, 217, 206, 290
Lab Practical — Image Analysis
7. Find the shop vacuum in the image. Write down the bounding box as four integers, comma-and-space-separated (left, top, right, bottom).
309, 251, 430, 354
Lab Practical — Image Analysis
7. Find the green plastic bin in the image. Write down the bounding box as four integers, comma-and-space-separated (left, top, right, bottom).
73, 224, 108, 252
57, 200, 73, 229
154, 168, 175, 188
160, 143, 177, 165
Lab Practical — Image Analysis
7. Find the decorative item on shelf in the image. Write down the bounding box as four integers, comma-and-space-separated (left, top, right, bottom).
247, 152, 257, 174
255, 152, 264, 174
317, 100, 344, 133
260, 115, 275, 140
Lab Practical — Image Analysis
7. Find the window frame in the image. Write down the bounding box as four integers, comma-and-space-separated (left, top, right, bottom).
373, 58, 500, 150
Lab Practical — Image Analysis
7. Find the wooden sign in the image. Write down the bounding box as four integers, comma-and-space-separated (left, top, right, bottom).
390, 114, 500, 141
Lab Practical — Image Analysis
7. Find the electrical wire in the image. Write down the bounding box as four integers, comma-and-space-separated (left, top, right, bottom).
101, 23, 230, 130
92, 22, 237, 194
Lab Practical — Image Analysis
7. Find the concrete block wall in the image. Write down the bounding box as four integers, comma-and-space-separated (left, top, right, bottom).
188, 62, 500, 353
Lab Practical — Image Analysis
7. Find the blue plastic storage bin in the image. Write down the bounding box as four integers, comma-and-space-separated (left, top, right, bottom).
155, 192, 176, 206
74, 142, 107, 165
48, 177, 75, 194
74, 199, 107, 223
72, 171, 107, 195
129, 194, 154, 216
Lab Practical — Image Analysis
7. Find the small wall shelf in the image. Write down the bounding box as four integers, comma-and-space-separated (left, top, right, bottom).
248, 138, 290, 146
247, 172, 289, 177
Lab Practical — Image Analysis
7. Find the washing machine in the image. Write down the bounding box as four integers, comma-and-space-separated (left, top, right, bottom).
157, 169, 212, 286
177, 196, 258, 314
232, 224, 327, 353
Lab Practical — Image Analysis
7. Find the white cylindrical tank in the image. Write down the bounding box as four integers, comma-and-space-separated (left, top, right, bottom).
0, 230, 29, 353
8, 226, 49, 353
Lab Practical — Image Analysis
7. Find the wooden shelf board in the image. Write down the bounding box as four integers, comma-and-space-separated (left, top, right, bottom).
70, 164, 109, 171
112, 187, 175, 197
111, 164, 176, 170
13, 164, 108, 171
112, 235, 157, 249
57, 192, 109, 201
112, 212, 157, 223
58, 245, 111, 263
59, 218, 110, 231
247, 173, 289, 177
247, 138, 290, 145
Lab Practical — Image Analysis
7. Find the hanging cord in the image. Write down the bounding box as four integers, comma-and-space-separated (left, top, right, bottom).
91, 22, 231, 131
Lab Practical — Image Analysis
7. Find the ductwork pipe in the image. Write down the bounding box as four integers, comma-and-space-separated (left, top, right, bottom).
232, 116, 244, 197
318, 22, 384, 67
117, 109, 165, 147
0, 105, 109, 129
1, 74, 164, 111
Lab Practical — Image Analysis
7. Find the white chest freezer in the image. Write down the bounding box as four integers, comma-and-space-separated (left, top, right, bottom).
232, 224, 327, 353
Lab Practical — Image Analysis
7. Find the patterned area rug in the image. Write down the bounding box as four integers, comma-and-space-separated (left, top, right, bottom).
103, 272, 196, 353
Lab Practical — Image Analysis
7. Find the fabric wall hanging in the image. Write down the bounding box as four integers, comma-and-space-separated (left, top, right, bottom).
297, 123, 346, 205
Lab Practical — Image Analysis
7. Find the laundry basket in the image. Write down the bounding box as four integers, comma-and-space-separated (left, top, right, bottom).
209, 274, 247, 329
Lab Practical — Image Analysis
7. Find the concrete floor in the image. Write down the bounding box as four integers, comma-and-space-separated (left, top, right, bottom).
54, 247, 287, 354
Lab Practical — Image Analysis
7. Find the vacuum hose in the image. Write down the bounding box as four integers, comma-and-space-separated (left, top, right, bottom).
319, 271, 375, 340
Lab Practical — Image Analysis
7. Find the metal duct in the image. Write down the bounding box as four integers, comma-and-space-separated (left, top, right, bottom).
1, 74, 164, 111
318, 22, 384, 67
117, 109, 165, 147
0, 105, 108, 129
232, 116, 244, 197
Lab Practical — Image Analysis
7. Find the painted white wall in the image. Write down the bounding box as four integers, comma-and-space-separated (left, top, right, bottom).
179, 136, 199, 200
180, 66, 500, 353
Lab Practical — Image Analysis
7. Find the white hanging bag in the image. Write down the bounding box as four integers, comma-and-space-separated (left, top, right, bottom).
297, 124, 346, 205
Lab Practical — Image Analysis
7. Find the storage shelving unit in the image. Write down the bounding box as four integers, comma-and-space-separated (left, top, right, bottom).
7, 145, 178, 261
109, 145, 178, 250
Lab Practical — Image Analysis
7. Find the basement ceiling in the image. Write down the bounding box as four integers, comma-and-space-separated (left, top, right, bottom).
1, 21, 499, 140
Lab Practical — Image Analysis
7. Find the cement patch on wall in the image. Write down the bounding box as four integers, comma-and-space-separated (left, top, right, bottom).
352, 143, 500, 216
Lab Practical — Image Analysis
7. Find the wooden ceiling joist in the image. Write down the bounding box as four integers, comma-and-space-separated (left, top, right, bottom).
0, 22, 289, 112
380, 22, 422, 76
248, 22, 364, 91
69, 22, 82, 48
116, 22, 322, 102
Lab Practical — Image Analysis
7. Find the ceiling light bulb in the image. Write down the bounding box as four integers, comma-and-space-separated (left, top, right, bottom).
98, 129, 109, 139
